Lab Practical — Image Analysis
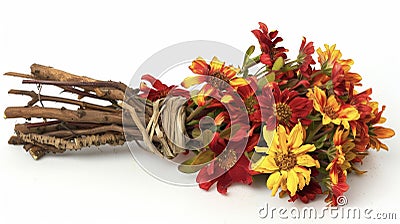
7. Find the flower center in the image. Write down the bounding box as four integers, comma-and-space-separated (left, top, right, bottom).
275, 103, 292, 124
323, 105, 338, 119
274, 152, 297, 171
217, 149, 237, 170
245, 95, 257, 114
209, 72, 230, 89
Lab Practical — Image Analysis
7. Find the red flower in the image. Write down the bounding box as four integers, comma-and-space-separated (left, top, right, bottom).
260, 83, 312, 130
196, 153, 253, 195
348, 86, 372, 120
331, 62, 347, 96
252, 22, 288, 67
289, 179, 323, 204
221, 77, 262, 131
182, 56, 247, 89
139, 74, 189, 101
325, 170, 349, 206
298, 37, 316, 76
196, 130, 259, 194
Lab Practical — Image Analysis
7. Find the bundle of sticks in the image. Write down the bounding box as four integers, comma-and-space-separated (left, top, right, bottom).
4, 64, 147, 160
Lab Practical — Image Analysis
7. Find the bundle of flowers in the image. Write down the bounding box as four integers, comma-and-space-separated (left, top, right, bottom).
4, 22, 394, 206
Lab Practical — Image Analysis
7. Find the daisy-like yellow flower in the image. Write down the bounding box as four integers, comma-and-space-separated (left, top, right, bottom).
317, 44, 353, 72
307, 86, 360, 129
317, 44, 362, 86
252, 122, 320, 196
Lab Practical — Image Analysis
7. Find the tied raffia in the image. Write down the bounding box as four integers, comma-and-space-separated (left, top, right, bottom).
4, 64, 190, 160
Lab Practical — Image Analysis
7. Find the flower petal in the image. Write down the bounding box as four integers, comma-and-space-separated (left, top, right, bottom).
181, 76, 207, 88
288, 122, 304, 149
261, 125, 274, 147
229, 77, 248, 88
267, 171, 282, 196
327, 95, 340, 111
287, 169, 299, 196
322, 114, 332, 125
297, 172, 306, 190
308, 86, 326, 112
293, 165, 311, 184
296, 154, 318, 167
291, 144, 316, 155
221, 95, 234, 103
216, 174, 232, 195
373, 126, 395, 138
277, 125, 288, 154
222, 66, 240, 79
209, 56, 224, 75
252, 155, 278, 173
189, 57, 209, 75
338, 105, 360, 121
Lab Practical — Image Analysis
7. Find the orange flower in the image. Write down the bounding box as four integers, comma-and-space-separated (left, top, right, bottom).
307, 86, 360, 129
368, 102, 395, 150
317, 44, 354, 71
317, 44, 361, 87
326, 128, 350, 185
182, 56, 247, 89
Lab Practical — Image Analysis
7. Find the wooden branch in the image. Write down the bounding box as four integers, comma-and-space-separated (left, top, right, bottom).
9, 89, 118, 112
15, 122, 100, 134
60, 86, 110, 101
44, 124, 139, 138
30, 64, 127, 100
25, 145, 46, 160
5, 106, 122, 124
4, 64, 156, 159
8, 136, 25, 145
4, 72, 32, 79
16, 131, 125, 150
22, 79, 127, 90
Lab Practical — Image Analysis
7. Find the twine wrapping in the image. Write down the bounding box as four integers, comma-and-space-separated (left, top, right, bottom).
122, 96, 188, 158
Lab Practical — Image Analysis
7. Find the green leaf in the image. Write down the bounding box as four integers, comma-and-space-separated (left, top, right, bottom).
242, 45, 256, 77
257, 76, 268, 90
314, 134, 328, 149
307, 114, 321, 122
186, 119, 199, 126
246, 45, 255, 56
325, 80, 333, 90
242, 45, 255, 67
266, 72, 276, 83
178, 150, 215, 173
272, 57, 284, 71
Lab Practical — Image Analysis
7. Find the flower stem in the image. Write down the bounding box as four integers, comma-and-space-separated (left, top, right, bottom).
185, 100, 212, 123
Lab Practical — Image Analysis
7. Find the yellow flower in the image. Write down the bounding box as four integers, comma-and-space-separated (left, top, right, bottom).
317, 44, 362, 86
307, 86, 360, 129
317, 44, 353, 72
252, 122, 320, 196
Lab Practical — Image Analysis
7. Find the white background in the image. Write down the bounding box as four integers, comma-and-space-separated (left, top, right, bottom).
0, 0, 399, 223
